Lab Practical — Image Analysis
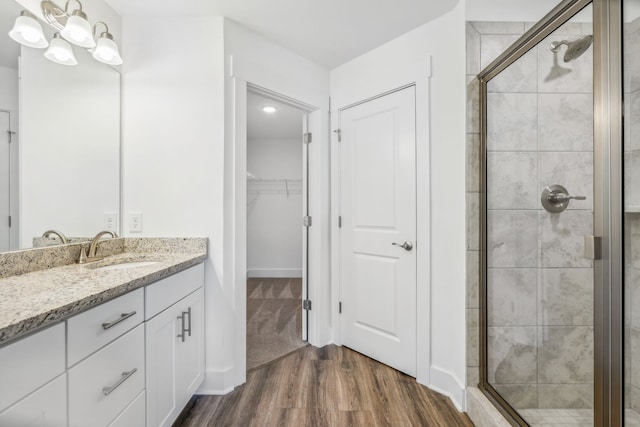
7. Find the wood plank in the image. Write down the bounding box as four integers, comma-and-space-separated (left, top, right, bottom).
177, 345, 474, 427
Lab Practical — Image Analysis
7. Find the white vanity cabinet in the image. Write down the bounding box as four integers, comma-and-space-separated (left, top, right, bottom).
0, 261, 205, 427
145, 265, 205, 427
0, 323, 67, 427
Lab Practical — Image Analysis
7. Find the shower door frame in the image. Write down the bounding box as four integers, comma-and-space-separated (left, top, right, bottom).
477, 0, 624, 425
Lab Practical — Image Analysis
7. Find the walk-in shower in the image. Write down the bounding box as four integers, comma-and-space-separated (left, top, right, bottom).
471, 0, 639, 424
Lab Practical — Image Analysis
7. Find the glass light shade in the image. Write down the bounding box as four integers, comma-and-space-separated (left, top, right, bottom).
44, 34, 77, 66
61, 12, 95, 48
8, 13, 48, 49
92, 35, 122, 65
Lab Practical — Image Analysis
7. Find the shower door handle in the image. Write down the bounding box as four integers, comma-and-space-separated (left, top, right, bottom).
392, 241, 413, 251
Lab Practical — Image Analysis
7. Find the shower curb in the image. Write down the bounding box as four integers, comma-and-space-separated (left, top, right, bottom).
466, 387, 512, 427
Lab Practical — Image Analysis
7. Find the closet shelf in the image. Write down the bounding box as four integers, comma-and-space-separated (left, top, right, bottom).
247, 178, 303, 196
625, 206, 640, 213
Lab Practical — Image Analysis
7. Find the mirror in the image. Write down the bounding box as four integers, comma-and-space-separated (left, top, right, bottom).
0, 0, 121, 251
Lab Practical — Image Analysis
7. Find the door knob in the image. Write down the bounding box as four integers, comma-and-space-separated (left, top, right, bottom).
392, 241, 413, 251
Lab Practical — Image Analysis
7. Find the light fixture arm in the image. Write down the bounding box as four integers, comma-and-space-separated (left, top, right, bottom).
64, 0, 84, 15
93, 21, 111, 38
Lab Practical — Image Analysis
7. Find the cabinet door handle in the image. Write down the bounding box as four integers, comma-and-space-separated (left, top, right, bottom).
101, 311, 137, 330
103, 368, 137, 396
185, 307, 192, 337
178, 311, 186, 342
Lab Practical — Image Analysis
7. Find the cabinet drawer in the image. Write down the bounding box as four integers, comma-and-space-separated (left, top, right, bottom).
67, 288, 144, 367
0, 323, 65, 411
145, 264, 204, 320
0, 373, 67, 427
108, 390, 145, 427
68, 324, 145, 427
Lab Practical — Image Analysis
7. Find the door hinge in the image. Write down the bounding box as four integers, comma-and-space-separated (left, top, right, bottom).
303, 299, 312, 310
303, 132, 312, 144
584, 236, 602, 260
8, 216, 11, 227
333, 129, 342, 142
339, 301, 342, 314
338, 216, 342, 228
7, 131, 15, 143
303, 216, 312, 227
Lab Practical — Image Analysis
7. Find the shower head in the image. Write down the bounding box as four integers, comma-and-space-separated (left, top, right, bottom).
549, 35, 593, 62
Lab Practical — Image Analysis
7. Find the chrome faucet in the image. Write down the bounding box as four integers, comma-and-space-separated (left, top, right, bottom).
78, 230, 118, 264
41, 229, 69, 244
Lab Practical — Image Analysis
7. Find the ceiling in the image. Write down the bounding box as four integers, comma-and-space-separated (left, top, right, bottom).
247, 91, 304, 140
103, 0, 459, 69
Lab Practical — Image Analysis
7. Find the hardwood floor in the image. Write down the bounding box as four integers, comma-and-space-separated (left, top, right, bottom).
177, 345, 474, 427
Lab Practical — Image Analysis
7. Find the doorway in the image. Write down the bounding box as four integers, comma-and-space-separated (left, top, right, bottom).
245, 89, 308, 370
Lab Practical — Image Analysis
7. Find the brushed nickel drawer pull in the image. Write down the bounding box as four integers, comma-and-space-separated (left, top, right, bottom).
177, 312, 186, 342
185, 307, 192, 337
101, 311, 137, 330
102, 368, 137, 396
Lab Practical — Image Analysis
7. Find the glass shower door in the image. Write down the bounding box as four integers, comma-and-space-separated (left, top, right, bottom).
482, 3, 595, 425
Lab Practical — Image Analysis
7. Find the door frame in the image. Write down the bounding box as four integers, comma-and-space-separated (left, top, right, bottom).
226, 72, 325, 386
331, 57, 434, 393
0, 109, 18, 251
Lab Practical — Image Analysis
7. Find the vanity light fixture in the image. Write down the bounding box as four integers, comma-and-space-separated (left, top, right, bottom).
9, 1, 123, 66
44, 32, 77, 66
261, 105, 279, 114
8, 11, 49, 49
59, 0, 95, 48
91, 22, 122, 65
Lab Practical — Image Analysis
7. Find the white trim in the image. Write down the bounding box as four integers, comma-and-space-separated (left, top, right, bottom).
247, 269, 303, 278
197, 367, 236, 395
330, 55, 432, 385
427, 365, 466, 411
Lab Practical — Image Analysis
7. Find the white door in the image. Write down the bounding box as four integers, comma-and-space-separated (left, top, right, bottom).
339, 86, 417, 376
0, 111, 10, 252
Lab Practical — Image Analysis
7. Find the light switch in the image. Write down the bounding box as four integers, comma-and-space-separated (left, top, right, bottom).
129, 212, 143, 233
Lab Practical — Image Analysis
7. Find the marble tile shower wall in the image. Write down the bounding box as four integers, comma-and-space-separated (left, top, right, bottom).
625, 15, 640, 414
466, 21, 595, 410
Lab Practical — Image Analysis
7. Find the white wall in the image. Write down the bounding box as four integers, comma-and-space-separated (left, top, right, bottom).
20, 47, 120, 248
120, 15, 227, 391
247, 138, 303, 278
0, 66, 19, 250
330, 1, 467, 409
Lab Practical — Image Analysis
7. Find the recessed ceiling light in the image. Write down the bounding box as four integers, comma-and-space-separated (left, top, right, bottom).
261, 105, 278, 114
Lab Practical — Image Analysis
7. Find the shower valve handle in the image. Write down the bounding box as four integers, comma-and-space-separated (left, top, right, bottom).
549, 193, 586, 203
541, 184, 586, 213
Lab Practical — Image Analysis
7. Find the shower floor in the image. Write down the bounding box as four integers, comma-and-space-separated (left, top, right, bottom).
519, 408, 640, 426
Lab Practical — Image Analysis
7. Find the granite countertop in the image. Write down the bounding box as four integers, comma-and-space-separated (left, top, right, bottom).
0, 239, 207, 345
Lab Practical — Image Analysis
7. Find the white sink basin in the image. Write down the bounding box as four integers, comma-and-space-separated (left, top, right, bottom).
95, 261, 160, 271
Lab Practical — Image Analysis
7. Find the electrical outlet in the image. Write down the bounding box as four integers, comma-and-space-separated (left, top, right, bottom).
104, 212, 117, 232
129, 212, 143, 233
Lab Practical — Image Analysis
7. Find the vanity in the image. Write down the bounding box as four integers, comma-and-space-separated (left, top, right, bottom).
0, 237, 207, 427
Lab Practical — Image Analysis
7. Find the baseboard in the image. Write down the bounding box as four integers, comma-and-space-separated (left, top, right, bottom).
247, 268, 302, 278
196, 367, 236, 395
427, 365, 466, 411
